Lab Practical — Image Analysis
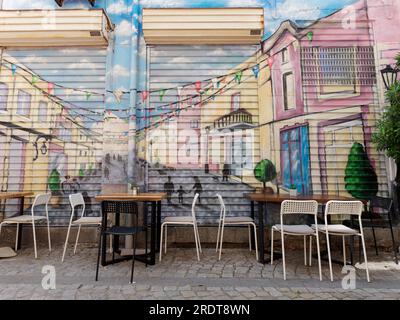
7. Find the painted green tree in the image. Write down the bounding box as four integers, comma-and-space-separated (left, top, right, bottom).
79, 169, 85, 178
344, 142, 378, 200
254, 159, 277, 189
48, 169, 61, 194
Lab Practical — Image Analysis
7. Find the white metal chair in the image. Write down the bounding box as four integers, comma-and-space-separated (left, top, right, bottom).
159, 193, 202, 261
62, 193, 102, 262
215, 194, 258, 260
312, 200, 370, 282
0, 193, 51, 259
271, 200, 322, 281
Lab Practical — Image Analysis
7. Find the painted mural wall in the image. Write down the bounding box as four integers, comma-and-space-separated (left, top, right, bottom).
0, 0, 398, 225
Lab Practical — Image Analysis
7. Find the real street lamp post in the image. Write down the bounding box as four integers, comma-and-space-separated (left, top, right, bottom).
380, 64, 400, 214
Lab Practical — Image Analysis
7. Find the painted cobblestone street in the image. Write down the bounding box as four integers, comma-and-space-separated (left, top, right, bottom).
1, 245, 400, 300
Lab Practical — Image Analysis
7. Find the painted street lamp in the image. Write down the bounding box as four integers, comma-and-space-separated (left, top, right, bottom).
381, 64, 399, 90
33, 135, 50, 161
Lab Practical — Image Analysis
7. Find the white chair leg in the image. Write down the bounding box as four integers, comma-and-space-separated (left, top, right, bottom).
360, 233, 370, 282
342, 236, 346, 266
32, 222, 38, 259
195, 224, 202, 253
219, 224, 225, 261
309, 236, 312, 267
315, 233, 322, 281
47, 218, 52, 252
193, 224, 200, 261
216, 220, 221, 252
281, 232, 286, 280
73, 225, 82, 255
248, 225, 252, 251
304, 236, 307, 266
159, 223, 165, 262
270, 228, 274, 265
15, 223, 19, 251
252, 223, 258, 261
326, 232, 333, 282
61, 223, 73, 262
164, 225, 167, 254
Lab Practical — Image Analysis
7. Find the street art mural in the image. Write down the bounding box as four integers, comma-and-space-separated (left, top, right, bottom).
0, 0, 399, 225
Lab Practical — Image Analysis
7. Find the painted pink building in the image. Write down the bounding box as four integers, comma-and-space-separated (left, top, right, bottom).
260, 0, 398, 196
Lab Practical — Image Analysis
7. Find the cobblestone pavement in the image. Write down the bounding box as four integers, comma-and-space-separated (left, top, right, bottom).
1, 244, 400, 300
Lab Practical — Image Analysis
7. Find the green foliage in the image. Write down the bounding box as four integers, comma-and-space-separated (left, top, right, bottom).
345, 142, 378, 200
79, 169, 85, 177
48, 169, 61, 193
372, 80, 400, 165
254, 159, 277, 188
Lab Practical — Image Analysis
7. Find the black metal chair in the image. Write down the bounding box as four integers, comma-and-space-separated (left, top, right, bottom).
95, 201, 147, 283
345, 196, 398, 264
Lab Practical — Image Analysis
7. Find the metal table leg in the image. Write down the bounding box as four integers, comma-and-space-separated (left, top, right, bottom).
16, 196, 24, 250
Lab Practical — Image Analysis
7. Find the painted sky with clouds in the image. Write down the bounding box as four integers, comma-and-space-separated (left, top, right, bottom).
1, 0, 359, 128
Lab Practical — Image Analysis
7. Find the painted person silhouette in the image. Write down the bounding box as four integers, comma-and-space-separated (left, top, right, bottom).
192, 176, 203, 204
164, 176, 175, 204
177, 185, 187, 204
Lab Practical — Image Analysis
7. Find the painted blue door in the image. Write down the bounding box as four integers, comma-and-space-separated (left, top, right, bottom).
281, 125, 311, 194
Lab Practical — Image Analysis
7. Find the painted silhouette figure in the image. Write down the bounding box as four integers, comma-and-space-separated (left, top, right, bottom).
164, 176, 175, 204
104, 166, 110, 180
222, 163, 230, 182
192, 176, 203, 204
177, 185, 187, 204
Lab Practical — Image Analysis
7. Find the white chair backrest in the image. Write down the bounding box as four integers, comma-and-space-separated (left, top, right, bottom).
216, 194, 226, 221
32, 193, 51, 207
280, 200, 319, 227
281, 200, 318, 215
69, 192, 85, 212
325, 201, 363, 217
191, 193, 199, 220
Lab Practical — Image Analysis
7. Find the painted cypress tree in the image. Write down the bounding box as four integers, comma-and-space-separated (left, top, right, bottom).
48, 169, 61, 194
344, 142, 378, 200
254, 159, 277, 189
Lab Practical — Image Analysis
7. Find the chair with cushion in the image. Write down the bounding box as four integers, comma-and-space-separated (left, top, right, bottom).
216, 194, 258, 261
271, 200, 322, 281
313, 200, 370, 282
0, 193, 51, 259
159, 193, 202, 261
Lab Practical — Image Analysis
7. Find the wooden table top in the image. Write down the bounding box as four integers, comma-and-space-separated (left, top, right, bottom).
245, 193, 366, 204
95, 193, 167, 202
0, 192, 34, 200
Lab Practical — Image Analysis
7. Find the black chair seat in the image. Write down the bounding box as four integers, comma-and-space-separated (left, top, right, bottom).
343, 219, 390, 229
104, 225, 145, 235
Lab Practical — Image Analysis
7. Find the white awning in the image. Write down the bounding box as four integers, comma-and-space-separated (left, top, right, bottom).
143, 8, 264, 45
0, 9, 113, 47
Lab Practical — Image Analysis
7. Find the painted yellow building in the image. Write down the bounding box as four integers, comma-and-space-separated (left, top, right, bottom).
0, 53, 98, 210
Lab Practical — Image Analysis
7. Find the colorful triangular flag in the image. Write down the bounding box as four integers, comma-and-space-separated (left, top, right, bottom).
141, 90, 149, 102
195, 81, 202, 92
252, 64, 260, 78
85, 92, 92, 101
11, 64, 17, 76
31, 75, 38, 85
47, 82, 54, 94
307, 31, 313, 42
159, 89, 166, 102
235, 70, 243, 84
